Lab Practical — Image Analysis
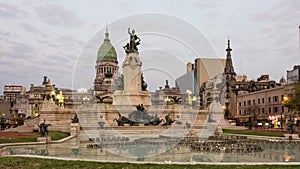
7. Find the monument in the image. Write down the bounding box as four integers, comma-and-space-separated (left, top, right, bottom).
113, 28, 151, 109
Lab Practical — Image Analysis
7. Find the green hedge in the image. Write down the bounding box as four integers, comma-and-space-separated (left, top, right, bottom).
222, 129, 286, 137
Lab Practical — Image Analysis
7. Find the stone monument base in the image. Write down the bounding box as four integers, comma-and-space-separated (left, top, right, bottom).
215, 125, 223, 135
113, 90, 151, 108
284, 134, 299, 139
70, 123, 80, 136
37, 136, 51, 143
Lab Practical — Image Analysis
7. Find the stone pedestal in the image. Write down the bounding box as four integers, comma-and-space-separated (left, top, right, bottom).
113, 52, 151, 107
70, 123, 80, 136
284, 134, 299, 139
113, 90, 151, 107
39, 99, 75, 133
37, 136, 51, 143
123, 52, 142, 93
215, 125, 223, 135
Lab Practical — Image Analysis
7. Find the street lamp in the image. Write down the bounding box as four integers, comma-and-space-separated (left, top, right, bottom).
280, 111, 283, 129
281, 96, 289, 130
164, 98, 171, 105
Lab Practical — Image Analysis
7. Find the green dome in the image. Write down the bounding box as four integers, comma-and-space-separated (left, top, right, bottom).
97, 31, 117, 61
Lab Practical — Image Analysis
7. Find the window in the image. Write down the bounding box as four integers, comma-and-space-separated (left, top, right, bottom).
239, 102, 242, 107
268, 97, 271, 103
248, 100, 251, 105
269, 107, 271, 113
274, 107, 278, 113
273, 96, 278, 102
258, 99, 260, 104
262, 108, 265, 114
244, 101, 246, 106
262, 98, 265, 104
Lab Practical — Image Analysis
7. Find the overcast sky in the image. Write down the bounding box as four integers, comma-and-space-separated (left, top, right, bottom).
0, 0, 299, 94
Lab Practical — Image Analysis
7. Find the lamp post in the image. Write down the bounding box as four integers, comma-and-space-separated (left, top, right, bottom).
186, 90, 192, 105
281, 111, 283, 130
282, 96, 289, 130
164, 98, 171, 105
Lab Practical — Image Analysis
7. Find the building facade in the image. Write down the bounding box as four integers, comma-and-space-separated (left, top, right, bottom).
287, 65, 300, 83
28, 76, 79, 116
2, 85, 28, 120
236, 82, 297, 127
3, 85, 26, 102
151, 80, 181, 105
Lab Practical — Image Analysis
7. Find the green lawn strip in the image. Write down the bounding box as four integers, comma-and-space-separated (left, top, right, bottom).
0, 131, 70, 144
0, 157, 298, 169
222, 129, 285, 137
48, 131, 70, 140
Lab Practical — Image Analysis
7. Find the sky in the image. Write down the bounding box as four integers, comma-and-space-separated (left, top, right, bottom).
0, 0, 299, 94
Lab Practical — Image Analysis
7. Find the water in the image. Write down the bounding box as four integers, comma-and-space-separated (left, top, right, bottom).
4, 136, 300, 163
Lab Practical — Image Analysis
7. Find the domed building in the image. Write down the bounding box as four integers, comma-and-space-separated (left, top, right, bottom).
94, 27, 119, 102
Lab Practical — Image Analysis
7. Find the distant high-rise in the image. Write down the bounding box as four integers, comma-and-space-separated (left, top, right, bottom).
287, 65, 300, 83
175, 58, 225, 95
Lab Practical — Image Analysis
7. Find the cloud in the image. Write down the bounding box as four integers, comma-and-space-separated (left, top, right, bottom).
55, 35, 85, 50
1, 41, 35, 61
0, 30, 17, 41
249, 0, 300, 23
192, 1, 221, 9
19, 22, 40, 33
35, 2, 83, 27
0, 2, 26, 19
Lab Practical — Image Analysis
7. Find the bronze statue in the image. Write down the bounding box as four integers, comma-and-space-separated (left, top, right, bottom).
136, 104, 145, 112
39, 119, 51, 137
162, 113, 175, 125
123, 28, 141, 53
113, 106, 165, 126
71, 114, 79, 123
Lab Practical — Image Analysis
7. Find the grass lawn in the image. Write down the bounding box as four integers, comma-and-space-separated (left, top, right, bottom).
0, 131, 70, 144
222, 129, 288, 137
0, 157, 298, 169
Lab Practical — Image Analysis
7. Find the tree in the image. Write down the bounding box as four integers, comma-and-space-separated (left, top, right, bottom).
284, 82, 300, 111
